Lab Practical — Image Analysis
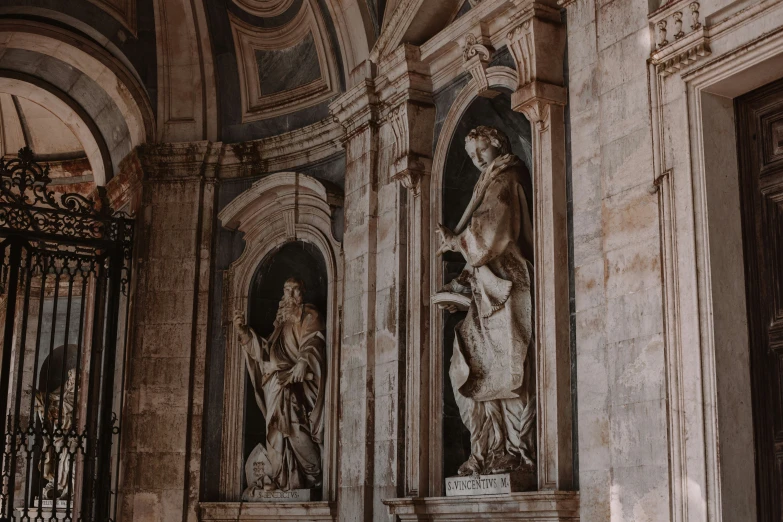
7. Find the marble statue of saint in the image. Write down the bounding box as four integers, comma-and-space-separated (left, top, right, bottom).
234, 278, 326, 498
435, 125, 536, 477
34, 368, 77, 500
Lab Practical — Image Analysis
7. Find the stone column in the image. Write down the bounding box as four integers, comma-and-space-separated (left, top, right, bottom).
329, 81, 381, 522
376, 44, 436, 500
117, 142, 218, 522
506, 7, 574, 491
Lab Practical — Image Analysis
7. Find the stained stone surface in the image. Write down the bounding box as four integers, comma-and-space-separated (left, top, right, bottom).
255, 33, 321, 95
243, 488, 312, 502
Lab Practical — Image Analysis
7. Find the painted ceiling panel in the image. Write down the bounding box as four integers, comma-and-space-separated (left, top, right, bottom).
256, 33, 321, 95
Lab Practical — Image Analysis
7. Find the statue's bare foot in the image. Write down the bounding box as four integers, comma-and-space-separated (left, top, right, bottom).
457, 455, 482, 476
263, 477, 275, 491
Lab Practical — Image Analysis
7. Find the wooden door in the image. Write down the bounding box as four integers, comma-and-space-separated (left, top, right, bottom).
737, 78, 783, 522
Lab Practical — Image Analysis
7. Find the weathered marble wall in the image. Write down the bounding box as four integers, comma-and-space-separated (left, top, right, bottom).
566, 0, 667, 519
118, 144, 217, 522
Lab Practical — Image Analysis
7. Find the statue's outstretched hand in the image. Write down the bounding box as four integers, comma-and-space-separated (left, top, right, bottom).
436, 224, 457, 256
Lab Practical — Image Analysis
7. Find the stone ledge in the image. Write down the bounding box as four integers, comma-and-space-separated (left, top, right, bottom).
198, 501, 336, 521
383, 491, 579, 521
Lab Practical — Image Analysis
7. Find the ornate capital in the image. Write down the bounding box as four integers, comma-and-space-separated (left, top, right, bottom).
505, 10, 564, 90
462, 33, 499, 98
385, 100, 433, 196
375, 44, 435, 195
511, 80, 566, 128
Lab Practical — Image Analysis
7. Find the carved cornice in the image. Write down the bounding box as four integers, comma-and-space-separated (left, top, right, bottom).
504, 6, 566, 119
136, 141, 221, 181
375, 44, 435, 196
376, 44, 433, 107
649, 1, 710, 78
505, 9, 564, 89
329, 80, 381, 141
219, 118, 343, 176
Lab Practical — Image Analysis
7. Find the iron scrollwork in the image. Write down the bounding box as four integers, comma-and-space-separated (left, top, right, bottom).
0, 148, 133, 246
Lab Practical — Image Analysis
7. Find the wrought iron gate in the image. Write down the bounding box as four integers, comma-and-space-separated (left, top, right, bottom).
0, 148, 133, 521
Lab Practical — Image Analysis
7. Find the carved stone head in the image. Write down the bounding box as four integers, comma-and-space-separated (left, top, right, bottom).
283, 277, 305, 302
465, 126, 512, 171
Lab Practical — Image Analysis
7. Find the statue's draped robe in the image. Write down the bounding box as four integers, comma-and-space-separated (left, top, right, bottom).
448, 153, 537, 474
243, 305, 326, 492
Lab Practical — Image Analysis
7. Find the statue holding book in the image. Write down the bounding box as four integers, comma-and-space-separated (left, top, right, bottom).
434, 126, 536, 479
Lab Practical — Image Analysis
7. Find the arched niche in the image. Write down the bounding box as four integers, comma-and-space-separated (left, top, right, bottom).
242, 240, 329, 490
437, 86, 534, 481
217, 172, 343, 509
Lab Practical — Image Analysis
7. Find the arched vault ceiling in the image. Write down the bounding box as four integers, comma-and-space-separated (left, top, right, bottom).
209, 0, 374, 142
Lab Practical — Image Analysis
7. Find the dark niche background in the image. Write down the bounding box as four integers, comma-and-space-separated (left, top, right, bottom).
441, 91, 533, 479
242, 240, 328, 491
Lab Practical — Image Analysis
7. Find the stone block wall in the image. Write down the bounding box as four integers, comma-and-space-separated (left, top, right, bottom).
117, 144, 216, 522
566, 0, 668, 519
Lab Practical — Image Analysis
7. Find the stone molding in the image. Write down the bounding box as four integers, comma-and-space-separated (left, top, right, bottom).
504, 7, 567, 114
153, 0, 218, 142
329, 79, 381, 141
646, 1, 783, 519
216, 172, 343, 503
383, 491, 580, 521
199, 501, 336, 521
136, 141, 220, 181
376, 44, 435, 196
219, 118, 344, 177
229, 0, 340, 123
105, 149, 144, 213
649, 1, 710, 78
231, 0, 297, 17
86, 0, 137, 34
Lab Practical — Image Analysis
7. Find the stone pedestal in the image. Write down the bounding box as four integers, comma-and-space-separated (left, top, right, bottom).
383, 491, 579, 521
198, 501, 336, 521
16, 500, 73, 520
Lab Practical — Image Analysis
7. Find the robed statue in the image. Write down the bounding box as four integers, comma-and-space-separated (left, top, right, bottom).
234, 278, 326, 498
435, 126, 536, 477
34, 368, 77, 500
